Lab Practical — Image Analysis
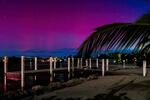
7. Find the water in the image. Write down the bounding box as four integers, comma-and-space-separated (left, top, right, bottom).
0, 57, 90, 92
2, 70, 92, 93
0, 57, 130, 93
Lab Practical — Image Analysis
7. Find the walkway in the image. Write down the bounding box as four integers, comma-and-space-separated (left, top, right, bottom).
34, 68, 150, 100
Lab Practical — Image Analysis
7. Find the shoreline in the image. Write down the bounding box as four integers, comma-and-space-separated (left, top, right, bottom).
33, 68, 150, 100
1, 67, 150, 100
2, 74, 99, 100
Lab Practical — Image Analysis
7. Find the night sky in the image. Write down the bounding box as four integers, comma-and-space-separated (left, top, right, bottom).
0, 0, 150, 56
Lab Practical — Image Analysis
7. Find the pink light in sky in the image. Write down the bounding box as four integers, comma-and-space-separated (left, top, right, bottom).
0, 0, 149, 53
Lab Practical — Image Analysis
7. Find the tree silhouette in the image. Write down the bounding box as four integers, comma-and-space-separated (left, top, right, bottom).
78, 12, 150, 57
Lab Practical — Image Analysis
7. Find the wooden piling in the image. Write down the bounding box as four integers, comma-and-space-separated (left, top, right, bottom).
54, 57, 57, 77
86, 59, 88, 67
123, 60, 125, 68
102, 59, 105, 76
29, 58, 32, 70
106, 59, 109, 71
4, 56, 7, 92
143, 60, 146, 77
77, 58, 80, 68
34, 57, 37, 80
72, 57, 74, 77
96, 58, 99, 68
80, 58, 83, 68
49, 57, 53, 82
21, 56, 24, 90
68, 58, 71, 79
89, 58, 92, 69
54, 57, 56, 69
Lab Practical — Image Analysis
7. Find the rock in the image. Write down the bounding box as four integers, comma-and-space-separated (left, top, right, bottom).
48, 82, 63, 90
65, 79, 84, 87
32, 85, 42, 91
87, 75, 98, 81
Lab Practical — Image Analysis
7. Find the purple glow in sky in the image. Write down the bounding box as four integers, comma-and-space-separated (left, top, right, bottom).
0, 0, 150, 55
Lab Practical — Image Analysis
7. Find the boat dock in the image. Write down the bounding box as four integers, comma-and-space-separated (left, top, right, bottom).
2, 56, 146, 91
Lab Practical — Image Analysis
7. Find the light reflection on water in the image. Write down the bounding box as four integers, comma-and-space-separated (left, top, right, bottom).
0, 70, 87, 92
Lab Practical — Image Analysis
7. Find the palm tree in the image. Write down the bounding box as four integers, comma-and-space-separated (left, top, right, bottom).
78, 12, 150, 58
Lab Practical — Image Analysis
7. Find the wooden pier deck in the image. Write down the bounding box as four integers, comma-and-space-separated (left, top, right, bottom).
4, 67, 102, 80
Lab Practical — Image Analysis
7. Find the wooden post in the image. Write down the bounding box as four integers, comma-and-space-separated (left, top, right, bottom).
80, 58, 83, 68
143, 60, 146, 77
89, 58, 92, 69
72, 57, 74, 77
29, 58, 32, 70
68, 58, 70, 79
86, 59, 88, 67
96, 58, 99, 68
34, 57, 37, 80
4, 56, 7, 92
68, 58, 71, 79
54, 57, 56, 69
21, 56, 24, 90
102, 59, 105, 76
53, 57, 57, 77
29, 58, 33, 82
77, 58, 80, 68
106, 59, 109, 71
123, 60, 125, 68
50, 57, 53, 82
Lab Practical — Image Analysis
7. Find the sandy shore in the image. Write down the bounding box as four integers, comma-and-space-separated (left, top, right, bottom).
33, 68, 150, 100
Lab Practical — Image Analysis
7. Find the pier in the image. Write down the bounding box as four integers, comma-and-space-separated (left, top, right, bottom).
2, 56, 147, 91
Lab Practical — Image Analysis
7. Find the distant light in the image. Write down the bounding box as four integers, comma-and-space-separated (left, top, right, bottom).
113, 60, 116, 63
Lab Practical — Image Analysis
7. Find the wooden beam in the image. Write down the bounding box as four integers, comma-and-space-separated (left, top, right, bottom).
89, 58, 92, 69
54, 57, 57, 69
34, 57, 37, 80
86, 59, 88, 67
71, 57, 74, 77
96, 58, 99, 68
50, 57, 53, 82
77, 58, 80, 68
143, 60, 146, 77
123, 60, 125, 69
106, 59, 109, 71
102, 59, 105, 76
4, 56, 7, 92
21, 56, 25, 90
53, 57, 57, 78
80, 58, 83, 68
68, 58, 71, 79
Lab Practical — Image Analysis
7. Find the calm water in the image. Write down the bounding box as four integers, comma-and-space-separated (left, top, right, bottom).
0, 57, 129, 92
0, 70, 93, 93
0, 58, 92, 93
